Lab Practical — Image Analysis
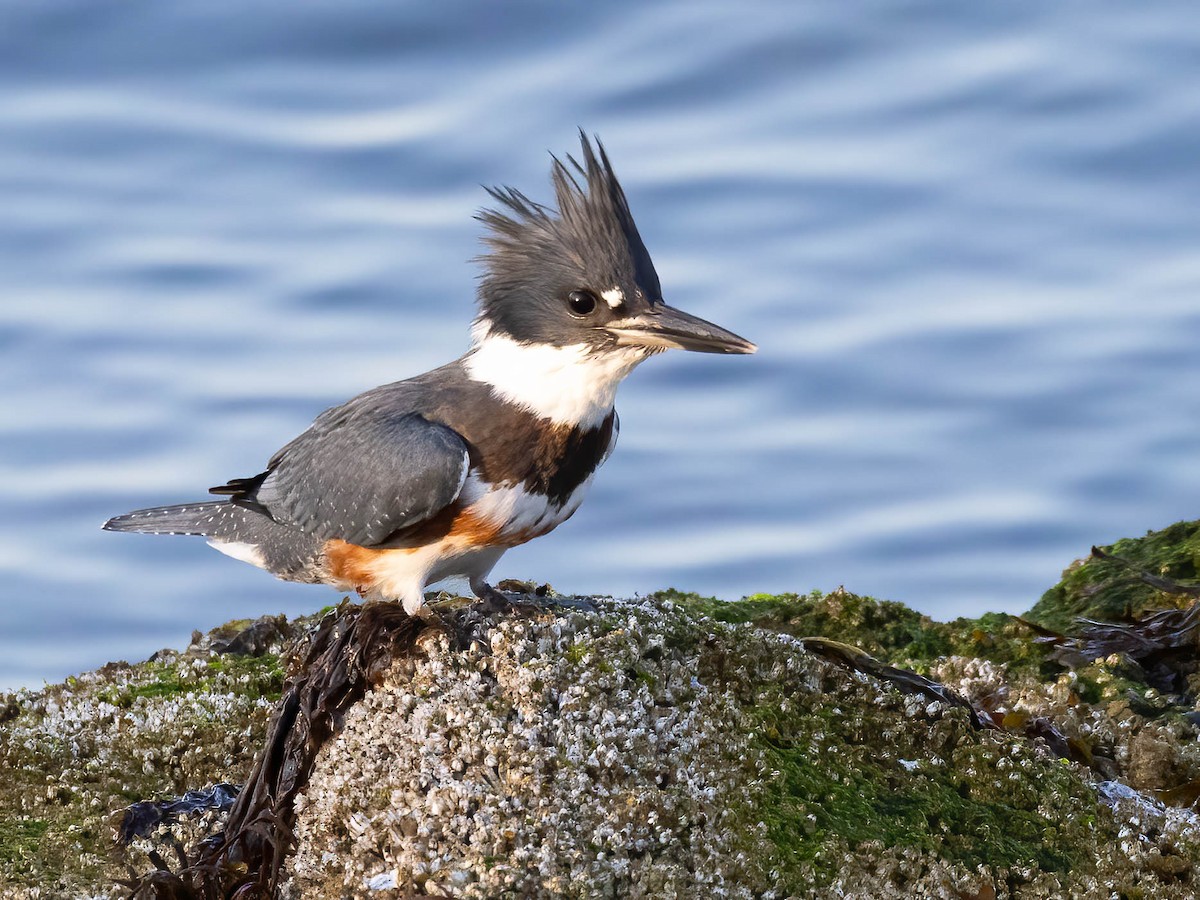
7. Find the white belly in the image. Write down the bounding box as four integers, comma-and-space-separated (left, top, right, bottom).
342, 474, 596, 614
467, 476, 594, 543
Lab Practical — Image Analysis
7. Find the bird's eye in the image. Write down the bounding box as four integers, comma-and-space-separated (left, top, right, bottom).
566, 290, 598, 317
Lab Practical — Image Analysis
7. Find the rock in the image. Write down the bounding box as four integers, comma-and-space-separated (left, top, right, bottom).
8, 530, 1200, 897
1128, 729, 1185, 791
1026, 519, 1200, 631
273, 596, 1155, 899
0, 616, 292, 899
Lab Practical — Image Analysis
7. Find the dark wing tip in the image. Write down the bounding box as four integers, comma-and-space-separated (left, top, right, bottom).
209, 472, 268, 498
209, 472, 274, 518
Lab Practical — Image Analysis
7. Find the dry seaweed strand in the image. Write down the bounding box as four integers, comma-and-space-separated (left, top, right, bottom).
1090, 545, 1200, 600
1029, 548, 1200, 683
208, 601, 426, 896
116, 600, 425, 899
797, 635, 1117, 771
798, 636, 992, 729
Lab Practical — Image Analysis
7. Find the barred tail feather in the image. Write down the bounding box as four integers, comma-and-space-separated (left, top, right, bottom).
102, 501, 231, 536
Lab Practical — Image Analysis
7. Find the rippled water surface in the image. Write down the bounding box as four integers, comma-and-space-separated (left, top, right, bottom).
3, 2, 1199, 688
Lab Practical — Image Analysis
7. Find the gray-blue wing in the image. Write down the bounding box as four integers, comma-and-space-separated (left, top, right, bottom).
244, 411, 470, 547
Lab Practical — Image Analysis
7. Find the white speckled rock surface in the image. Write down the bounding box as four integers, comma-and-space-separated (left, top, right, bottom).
6, 593, 1200, 898
278, 596, 1194, 899
284, 600, 779, 898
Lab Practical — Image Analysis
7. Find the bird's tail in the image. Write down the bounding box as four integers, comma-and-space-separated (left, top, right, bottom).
103, 501, 230, 536
104, 499, 326, 584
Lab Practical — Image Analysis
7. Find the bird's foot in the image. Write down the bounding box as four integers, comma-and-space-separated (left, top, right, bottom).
444, 607, 491, 652
476, 580, 597, 616
419, 591, 489, 651
435, 583, 598, 650
475, 582, 534, 615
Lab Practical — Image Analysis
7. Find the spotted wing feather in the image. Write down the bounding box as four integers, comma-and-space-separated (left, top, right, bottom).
214, 410, 470, 547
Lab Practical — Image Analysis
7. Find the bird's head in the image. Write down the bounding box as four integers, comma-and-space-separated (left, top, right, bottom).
464, 133, 755, 428
472, 133, 756, 360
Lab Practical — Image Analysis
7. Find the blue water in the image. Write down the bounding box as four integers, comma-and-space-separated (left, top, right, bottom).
2, 1, 1199, 690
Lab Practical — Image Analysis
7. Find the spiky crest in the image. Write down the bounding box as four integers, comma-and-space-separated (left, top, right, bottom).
474, 132, 662, 336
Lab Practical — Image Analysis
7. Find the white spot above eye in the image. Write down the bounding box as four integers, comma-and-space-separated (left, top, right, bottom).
601, 287, 625, 308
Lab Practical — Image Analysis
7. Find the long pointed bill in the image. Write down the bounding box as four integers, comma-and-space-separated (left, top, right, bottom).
604, 304, 757, 354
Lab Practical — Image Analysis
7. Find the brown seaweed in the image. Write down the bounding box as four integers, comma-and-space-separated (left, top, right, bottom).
117, 600, 436, 898
196, 601, 427, 896
799, 636, 992, 730
1029, 550, 1200, 692
119, 783, 241, 845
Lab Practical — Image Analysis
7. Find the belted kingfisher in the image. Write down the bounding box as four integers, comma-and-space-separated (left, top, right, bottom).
104, 134, 755, 616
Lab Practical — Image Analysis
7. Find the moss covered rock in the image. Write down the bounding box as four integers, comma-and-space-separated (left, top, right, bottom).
657, 587, 1053, 678
281, 596, 1186, 899
6, 564, 1200, 898
0, 617, 290, 898
1027, 519, 1200, 631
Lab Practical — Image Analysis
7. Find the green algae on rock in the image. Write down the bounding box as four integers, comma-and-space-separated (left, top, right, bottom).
1027, 519, 1200, 631
0, 616, 292, 899
280, 597, 1157, 899
7, 563, 1200, 897
654, 586, 1053, 678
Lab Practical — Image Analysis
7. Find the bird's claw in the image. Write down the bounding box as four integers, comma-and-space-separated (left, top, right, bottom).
476, 582, 596, 616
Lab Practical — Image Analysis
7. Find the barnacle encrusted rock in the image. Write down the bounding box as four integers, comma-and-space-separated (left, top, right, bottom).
0, 616, 291, 899
284, 600, 776, 897
8, 549, 1200, 898
279, 596, 1174, 899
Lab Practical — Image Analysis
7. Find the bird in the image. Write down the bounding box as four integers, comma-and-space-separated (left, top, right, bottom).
104, 134, 756, 617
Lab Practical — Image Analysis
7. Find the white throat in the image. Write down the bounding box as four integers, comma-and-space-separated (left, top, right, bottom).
464, 321, 648, 428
